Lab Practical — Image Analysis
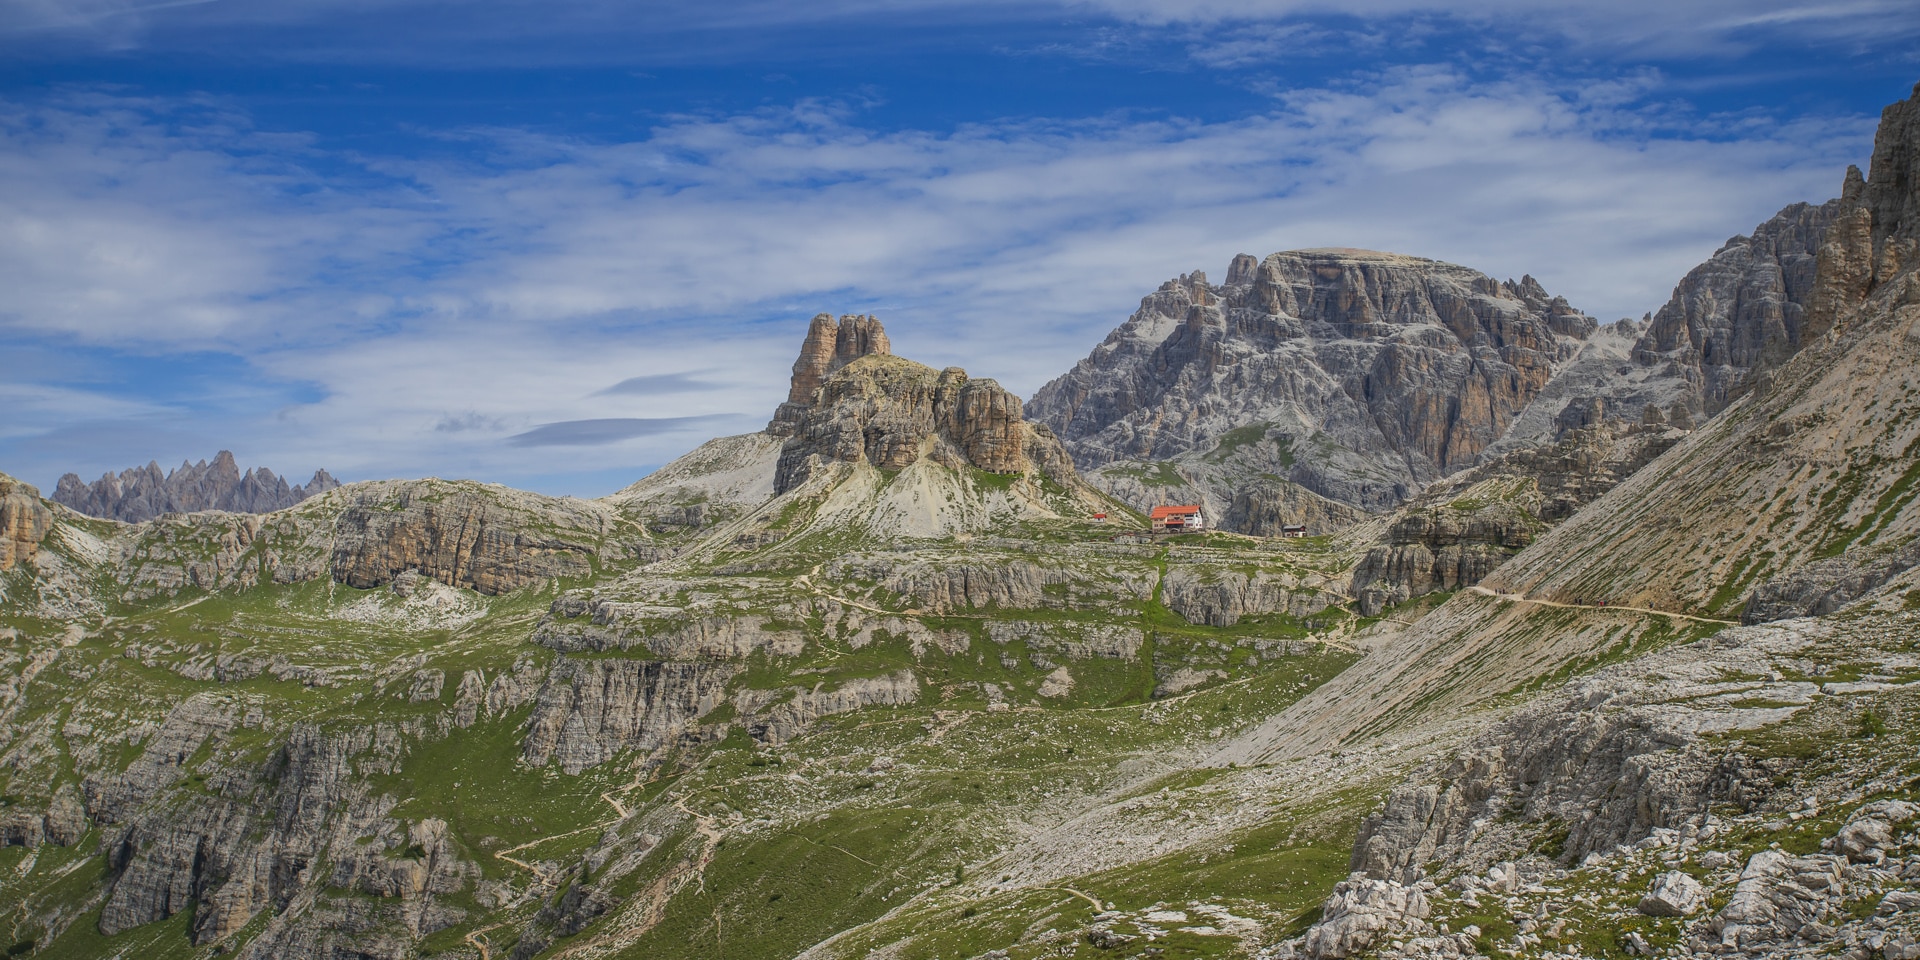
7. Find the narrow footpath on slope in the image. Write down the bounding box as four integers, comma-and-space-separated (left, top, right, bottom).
1463, 585, 1737, 625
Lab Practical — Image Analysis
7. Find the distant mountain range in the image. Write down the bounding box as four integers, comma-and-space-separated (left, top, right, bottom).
53, 450, 339, 523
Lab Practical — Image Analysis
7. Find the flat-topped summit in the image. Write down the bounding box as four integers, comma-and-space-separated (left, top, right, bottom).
1281, 247, 1429, 261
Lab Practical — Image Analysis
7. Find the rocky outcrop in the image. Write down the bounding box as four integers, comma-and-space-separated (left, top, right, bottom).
533, 596, 806, 658
774, 355, 1066, 494
329, 481, 617, 595
1867, 84, 1920, 282
1341, 421, 1686, 617
1349, 489, 1540, 616
87, 698, 481, 956
1161, 566, 1338, 627
522, 658, 737, 773
1301, 876, 1435, 959
1743, 539, 1920, 623
0, 473, 54, 571
113, 511, 333, 600
54, 450, 339, 523
825, 556, 1153, 615
0, 783, 85, 848
740, 670, 921, 744
767, 313, 892, 438
1695, 851, 1848, 952
1030, 252, 1597, 511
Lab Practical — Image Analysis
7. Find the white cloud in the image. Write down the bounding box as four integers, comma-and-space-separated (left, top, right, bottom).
0, 67, 1878, 493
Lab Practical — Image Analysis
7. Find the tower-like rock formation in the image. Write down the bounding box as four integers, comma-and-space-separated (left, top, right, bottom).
764, 316, 1077, 495
767, 313, 891, 438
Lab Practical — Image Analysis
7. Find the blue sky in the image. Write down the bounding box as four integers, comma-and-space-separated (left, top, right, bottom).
2, 1, 1916, 498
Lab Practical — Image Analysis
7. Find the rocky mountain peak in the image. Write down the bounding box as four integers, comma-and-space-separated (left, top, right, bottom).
52, 452, 342, 523
1030, 249, 1597, 512
768, 313, 893, 437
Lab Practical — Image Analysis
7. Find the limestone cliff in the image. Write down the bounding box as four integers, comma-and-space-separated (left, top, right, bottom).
329, 480, 621, 595
0, 473, 54, 572
1345, 421, 1684, 615
1629, 201, 1842, 416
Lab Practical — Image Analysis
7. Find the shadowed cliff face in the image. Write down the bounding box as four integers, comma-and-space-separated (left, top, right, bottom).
1027, 250, 1596, 511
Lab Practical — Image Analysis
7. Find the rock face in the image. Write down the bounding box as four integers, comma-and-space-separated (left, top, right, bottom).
329, 481, 616, 595
1029, 252, 1597, 511
1698, 851, 1848, 951
0, 473, 54, 571
1344, 422, 1682, 615
1638, 870, 1707, 916
768, 313, 892, 438
774, 353, 1074, 495
1220, 477, 1367, 537
522, 659, 738, 773
1348, 499, 1535, 616
54, 450, 339, 523
1629, 200, 1841, 416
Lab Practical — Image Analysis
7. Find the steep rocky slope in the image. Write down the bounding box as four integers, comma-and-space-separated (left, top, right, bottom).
1345, 420, 1687, 615
54, 450, 339, 523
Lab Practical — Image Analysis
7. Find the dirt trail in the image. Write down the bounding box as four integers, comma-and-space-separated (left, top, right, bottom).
1043, 886, 1107, 912
1464, 585, 1737, 625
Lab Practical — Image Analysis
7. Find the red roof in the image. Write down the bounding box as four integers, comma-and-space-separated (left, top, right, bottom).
1150, 505, 1202, 519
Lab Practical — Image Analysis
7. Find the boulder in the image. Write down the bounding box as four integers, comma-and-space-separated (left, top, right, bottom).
1302, 876, 1432, 959
1637, 871, 1706, 916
